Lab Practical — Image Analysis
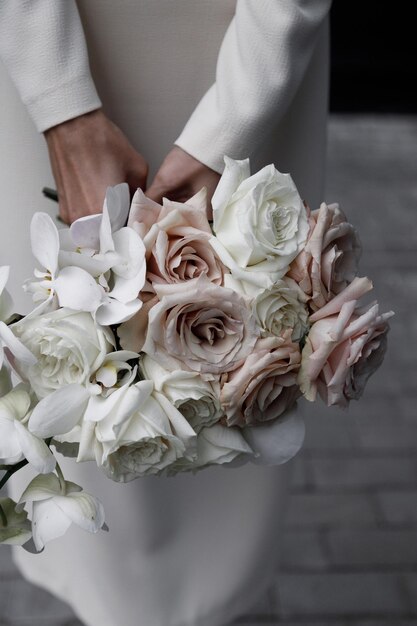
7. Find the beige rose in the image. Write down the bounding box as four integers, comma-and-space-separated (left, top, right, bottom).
128, 187, 226, 287
299, 277, 393, 407
220, 333, 301, 427
141, 276, 259, 375
288, 203, 361, 312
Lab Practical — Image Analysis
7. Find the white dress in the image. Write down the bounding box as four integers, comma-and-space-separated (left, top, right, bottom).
0, 2, 330, 625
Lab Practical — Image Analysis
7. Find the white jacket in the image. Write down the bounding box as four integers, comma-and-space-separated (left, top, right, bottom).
0, 0, 331, 173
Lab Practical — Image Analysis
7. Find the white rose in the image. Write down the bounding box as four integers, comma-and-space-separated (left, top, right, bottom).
12, 309, 113, 398
252, 277, 310, 342
78, 381, 197, 481
140, 354, 223, 433
210, 157, 309, 290
167, 423, 254, 475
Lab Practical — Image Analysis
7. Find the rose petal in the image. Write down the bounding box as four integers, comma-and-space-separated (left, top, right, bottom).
243, 405, 304, 465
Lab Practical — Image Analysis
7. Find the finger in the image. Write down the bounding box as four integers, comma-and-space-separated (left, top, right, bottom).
145, 183, 165, 204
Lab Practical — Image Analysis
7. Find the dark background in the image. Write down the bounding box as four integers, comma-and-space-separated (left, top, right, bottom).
330, 1, 414, 113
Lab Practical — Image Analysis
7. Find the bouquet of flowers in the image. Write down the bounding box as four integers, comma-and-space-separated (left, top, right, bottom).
0, 157, 393, 551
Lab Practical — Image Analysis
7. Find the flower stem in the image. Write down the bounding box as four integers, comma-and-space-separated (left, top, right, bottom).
55, 461, 66, 491
0, 502, 7, 527
0, 459, 29, 492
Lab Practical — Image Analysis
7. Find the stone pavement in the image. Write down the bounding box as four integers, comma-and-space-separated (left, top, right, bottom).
1, 115, 416, 625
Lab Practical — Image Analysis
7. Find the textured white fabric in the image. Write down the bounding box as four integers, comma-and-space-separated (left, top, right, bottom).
175, 0, 332, 172
0, 0, 331, 171
0, 0, 101, 132
0, 2, 330, 625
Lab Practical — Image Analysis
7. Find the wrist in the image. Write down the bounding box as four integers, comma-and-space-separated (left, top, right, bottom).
43, 109, 105, 144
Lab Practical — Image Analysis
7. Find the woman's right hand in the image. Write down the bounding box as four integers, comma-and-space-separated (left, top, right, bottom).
44, 109, 148, 224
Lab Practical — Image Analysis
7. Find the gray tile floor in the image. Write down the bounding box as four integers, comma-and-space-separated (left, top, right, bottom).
1, 115, 417, 625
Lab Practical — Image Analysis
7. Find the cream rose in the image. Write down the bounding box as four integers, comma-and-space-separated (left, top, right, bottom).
288, 202, 361, 312
210, 157, 309, 289
128, 188, 226, 287
166, 423, 254, 475
252, 277, 309, 342
79, 381, 196, 481
142, 276, 259, 375
299, 277, 393, 407
12, 309, 113, 398
140, 354, 223, 433
220, 333, 301, 427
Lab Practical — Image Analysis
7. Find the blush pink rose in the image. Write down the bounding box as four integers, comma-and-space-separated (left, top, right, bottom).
220, 332, 301, 427
128, 187, 226, 287
288, 203, 361, 312
298, 277, 393, 407
141, 276, 259, 375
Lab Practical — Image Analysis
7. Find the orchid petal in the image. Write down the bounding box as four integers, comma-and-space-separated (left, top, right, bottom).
53, 266, 103, 312
243, 406, 305, 465
95, 298, 142, 326
70, 214, 102, 250
0, 415, 19, 458
54, 491, 105, 533
58, 249, 115, 277
32, 499, 72, 551
0, 387, 31, 420
30, 213, 59, 274
19, 473, 62, 504
109, 272, 145, 305
0, 322, 36, 365
112, 227, 146, 279
14, 420, 56, 474
29, 384, 90, 438
100, 198, 115, 254
104, 183, 130, 231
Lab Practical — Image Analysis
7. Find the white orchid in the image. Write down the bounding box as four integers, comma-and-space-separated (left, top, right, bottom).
24, 184, 146, 325
29, 377, 197, 481
48, 349, 140, 458
58, 183, 146, 324
0, 386, 56, 474
0, 266, 36, 370
23, 213, 103, 315
18, 473, 105, 551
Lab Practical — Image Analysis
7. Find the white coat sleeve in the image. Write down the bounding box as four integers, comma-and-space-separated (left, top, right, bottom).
174, 0, 332, 173
0, 0, 101, 132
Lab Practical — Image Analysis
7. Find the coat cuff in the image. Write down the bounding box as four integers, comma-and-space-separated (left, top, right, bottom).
25, 73, 102, 133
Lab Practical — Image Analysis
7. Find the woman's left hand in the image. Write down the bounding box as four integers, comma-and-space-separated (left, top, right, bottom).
146, 147, 221, 219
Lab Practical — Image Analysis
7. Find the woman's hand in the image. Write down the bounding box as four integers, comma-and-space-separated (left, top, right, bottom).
146, 147, 221, 219
44, 109, 148, 224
